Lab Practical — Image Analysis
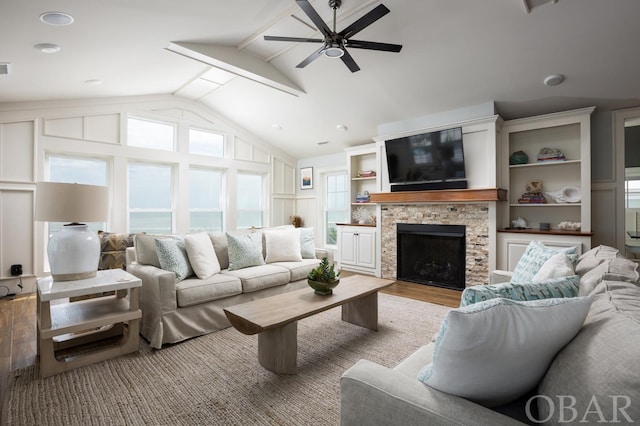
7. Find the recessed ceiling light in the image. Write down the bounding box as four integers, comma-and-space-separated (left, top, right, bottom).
336, 124, 348, 131
543, 74, 565, 87
271, 123, 283, 130
85, 79, 103, 85
34, 43, 61, 53
40, 12, 74, 26
317, 141, 330, 145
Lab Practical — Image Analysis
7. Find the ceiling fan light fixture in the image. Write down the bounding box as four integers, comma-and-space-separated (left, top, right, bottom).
324, 46, 344, 58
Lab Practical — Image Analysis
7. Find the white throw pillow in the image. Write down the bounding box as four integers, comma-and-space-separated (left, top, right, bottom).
264, 228, 303, 263
185, 232, 220, 279
417, 296, 592, 407
532, 252, 575, 281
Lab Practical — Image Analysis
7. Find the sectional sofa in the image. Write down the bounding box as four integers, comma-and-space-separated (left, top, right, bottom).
341, 244, 640, 425
126, 226, 326, 349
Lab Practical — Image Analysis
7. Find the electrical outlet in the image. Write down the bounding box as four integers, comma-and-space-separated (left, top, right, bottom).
10, 264, 22, 276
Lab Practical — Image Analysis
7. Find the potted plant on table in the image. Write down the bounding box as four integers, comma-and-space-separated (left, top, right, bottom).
307, 256, 340, 295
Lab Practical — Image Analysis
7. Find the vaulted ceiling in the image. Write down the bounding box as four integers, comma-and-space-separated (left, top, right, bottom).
1, 0, 640, 158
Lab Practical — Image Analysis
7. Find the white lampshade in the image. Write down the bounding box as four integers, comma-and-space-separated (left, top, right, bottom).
35, 182, 109, 282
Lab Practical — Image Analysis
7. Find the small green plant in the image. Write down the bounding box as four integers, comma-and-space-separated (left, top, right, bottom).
307, 256, 339, 283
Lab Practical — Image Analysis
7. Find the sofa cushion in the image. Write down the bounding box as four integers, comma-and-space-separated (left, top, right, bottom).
264, 228, 303, 263
155, 237, 194, 282
578, 257, 639, 296
537, 281, 640, 425
175, 273, 242, 307
510, 240, 577, 284
226, 232, 265, 271
222, 264, 290, 293
185, 232, 221, 279
299, 227, 316, 259
271, 258, 321, 281
209, 232, 229, 270
460, 275, 579, 307
532, 252, 575, 281
135, 234, 165, 268
574, 245, 621, 276
417, 296, 592, 407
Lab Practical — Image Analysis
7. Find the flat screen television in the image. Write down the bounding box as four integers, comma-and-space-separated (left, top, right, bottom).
385, 127, 466, 191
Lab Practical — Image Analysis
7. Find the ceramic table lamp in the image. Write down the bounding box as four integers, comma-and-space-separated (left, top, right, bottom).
35, 182, 109, 281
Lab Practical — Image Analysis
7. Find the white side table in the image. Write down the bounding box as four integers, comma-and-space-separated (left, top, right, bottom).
37, 269, 142, 378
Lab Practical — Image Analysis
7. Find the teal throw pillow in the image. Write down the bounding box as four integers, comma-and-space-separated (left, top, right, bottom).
226, 232, 265, 271
510, 240, 578, 284
155, 237, 194, 282
460, 275, 579, 307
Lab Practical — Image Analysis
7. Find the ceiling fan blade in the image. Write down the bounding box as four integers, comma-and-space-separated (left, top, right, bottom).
264, 35, 324, 43
296, 46, 326, 68
339, 4, 390, 39
346, 40, 402, 52
340, 49, 361, 73
296, 0, 332, 37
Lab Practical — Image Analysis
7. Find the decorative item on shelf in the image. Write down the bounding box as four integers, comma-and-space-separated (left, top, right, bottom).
35, 182, 109, 282
509, 150, 529, 165
518, 180, 546, 204
355, 190, 371, 203
537, 147, 566, 162
290, 215, 302, 227
539, 222, 551, 231
545, 186, 581, 204
357, 170, 376, 178
511, 217, 528, 229
352, 205, 373, 224
307, 256, 340, 295
558, 221, 581, 231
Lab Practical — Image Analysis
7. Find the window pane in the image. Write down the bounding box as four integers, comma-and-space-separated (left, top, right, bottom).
237, 174, 262, 209
237, 211, 263, 229
49, 156, 107, 186
129, 163, 171, 209
189, 168, 222, 209
189, 212, 223, 233
325, 172, 348, 246
189, 168, 223, 232
189, 129, 224, 157
129, 212, 172, 234
128, 117, 174, 151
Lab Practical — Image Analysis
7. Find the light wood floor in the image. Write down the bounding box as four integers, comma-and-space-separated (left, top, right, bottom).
0, 281, 459, 420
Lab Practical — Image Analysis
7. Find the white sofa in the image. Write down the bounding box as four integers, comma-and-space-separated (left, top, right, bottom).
340, 245, 640, 425
126, 228, 326, 349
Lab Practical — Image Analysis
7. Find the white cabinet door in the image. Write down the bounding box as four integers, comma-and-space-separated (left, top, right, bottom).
339, 230, 358, 266
356, 229, 376, 269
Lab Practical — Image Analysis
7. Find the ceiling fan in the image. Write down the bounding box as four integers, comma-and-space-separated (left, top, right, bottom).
264, 0, 402, 73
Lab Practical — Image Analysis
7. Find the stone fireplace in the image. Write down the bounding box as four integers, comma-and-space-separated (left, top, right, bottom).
380, 203, 491, 288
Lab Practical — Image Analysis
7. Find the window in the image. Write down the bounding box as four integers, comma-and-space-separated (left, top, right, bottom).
189, 168, 223, 232
236, 173, 264, 229
325, 172, 349, 245
189, 128, 224, 157
127, 117, 175, 151
128, 163, 173, 234
47, 154, 108, 233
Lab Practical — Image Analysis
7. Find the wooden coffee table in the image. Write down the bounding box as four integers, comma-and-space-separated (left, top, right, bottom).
223, 274, 394, 374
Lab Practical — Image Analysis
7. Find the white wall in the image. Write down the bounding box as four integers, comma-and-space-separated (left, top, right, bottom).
0, 95, 298, 294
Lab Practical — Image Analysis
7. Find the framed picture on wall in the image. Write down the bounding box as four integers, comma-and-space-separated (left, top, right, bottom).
300, 167, 313, 190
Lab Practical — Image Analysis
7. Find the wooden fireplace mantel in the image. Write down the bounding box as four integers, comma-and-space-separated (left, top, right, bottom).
369, 188, 508, 203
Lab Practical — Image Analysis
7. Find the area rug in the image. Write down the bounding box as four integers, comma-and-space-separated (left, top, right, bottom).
4, 294, 450, 426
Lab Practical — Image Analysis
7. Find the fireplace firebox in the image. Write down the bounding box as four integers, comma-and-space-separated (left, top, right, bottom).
396, 223, 466, 291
